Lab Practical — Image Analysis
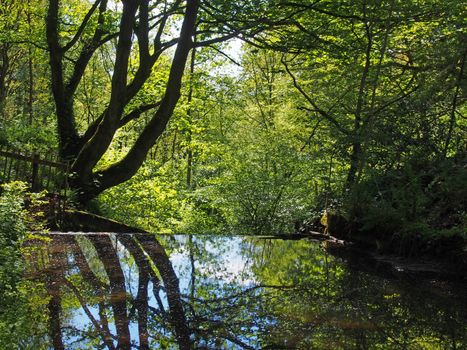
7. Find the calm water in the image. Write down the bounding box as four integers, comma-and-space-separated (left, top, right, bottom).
10, 233, 467, 349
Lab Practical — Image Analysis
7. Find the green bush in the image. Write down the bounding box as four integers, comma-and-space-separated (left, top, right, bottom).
349, 156, 467, 253
0, 182, 48, 349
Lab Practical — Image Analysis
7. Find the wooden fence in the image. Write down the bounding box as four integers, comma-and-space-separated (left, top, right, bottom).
0, 146, 70, 196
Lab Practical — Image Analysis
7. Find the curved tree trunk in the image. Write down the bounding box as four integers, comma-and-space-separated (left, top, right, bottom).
46, 0, 199, 205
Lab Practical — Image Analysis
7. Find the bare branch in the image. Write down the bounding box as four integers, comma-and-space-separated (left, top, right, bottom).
282, 56, 349, 135
120, 101, 162, 126
207, 45, 241, 66
62, 0, 102, 52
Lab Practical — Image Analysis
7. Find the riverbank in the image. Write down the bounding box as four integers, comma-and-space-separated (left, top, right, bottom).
41, 201, 467, 282
49, 209, 148, 233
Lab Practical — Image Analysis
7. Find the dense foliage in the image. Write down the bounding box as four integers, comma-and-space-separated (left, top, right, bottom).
0, 3, 466, 347
0, 182, 48, 348
0, 0, 465, 248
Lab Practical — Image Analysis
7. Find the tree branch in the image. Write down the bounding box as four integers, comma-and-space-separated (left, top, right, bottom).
96, 0, 199, 194
62, 0, 102, 52
65, 0, 109, 97
207, 45, 241, 66
72, 0, 140, 178
120, 102, 162, 127
282, 56, 349, 135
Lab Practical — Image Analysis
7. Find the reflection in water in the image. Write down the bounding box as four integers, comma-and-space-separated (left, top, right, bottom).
10, 234, 467, 349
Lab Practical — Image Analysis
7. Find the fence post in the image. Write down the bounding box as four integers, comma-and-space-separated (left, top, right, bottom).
31, 153, 39, 192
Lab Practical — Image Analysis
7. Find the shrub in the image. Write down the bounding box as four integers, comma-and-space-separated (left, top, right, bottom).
348, 156, 466, 255
0, 182, 48, 349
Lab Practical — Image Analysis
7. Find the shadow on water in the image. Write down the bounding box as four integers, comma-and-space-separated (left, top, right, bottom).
6, 233, 467, 349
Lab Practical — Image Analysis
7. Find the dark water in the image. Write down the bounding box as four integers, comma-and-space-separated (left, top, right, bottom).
8, 233, 467, 349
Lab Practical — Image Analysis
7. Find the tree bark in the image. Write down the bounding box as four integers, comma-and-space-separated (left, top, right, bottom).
46, 0, 81, 159
186, 39, 197, 188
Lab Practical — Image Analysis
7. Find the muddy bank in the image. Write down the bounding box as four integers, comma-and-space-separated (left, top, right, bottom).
50, 210, 148, 233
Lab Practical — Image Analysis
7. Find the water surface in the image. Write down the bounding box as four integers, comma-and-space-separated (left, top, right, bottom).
11, 234, 467, 349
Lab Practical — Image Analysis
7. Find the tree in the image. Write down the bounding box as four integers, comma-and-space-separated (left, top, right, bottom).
46, 0, 260, 203
241, 0, 466, 191
0, 0, 57, 149
198, 48, 320, 234
46, 0, 200, 204
44, 0, 292, 204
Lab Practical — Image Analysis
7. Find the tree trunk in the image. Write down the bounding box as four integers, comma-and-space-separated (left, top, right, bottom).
73, 0, 199, 204
186, 41, 196, 188
346, 14, 372, 190
443, 49, 466, 158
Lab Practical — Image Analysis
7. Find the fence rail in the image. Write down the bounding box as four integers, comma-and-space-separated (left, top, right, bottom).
0, 147, 70, 196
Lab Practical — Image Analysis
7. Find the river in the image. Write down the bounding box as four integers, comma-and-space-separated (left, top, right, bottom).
10, 233, 467, 349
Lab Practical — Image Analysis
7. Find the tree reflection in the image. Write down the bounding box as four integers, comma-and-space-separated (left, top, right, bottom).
30, 234, 193, 349
20, 234, 467, 349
